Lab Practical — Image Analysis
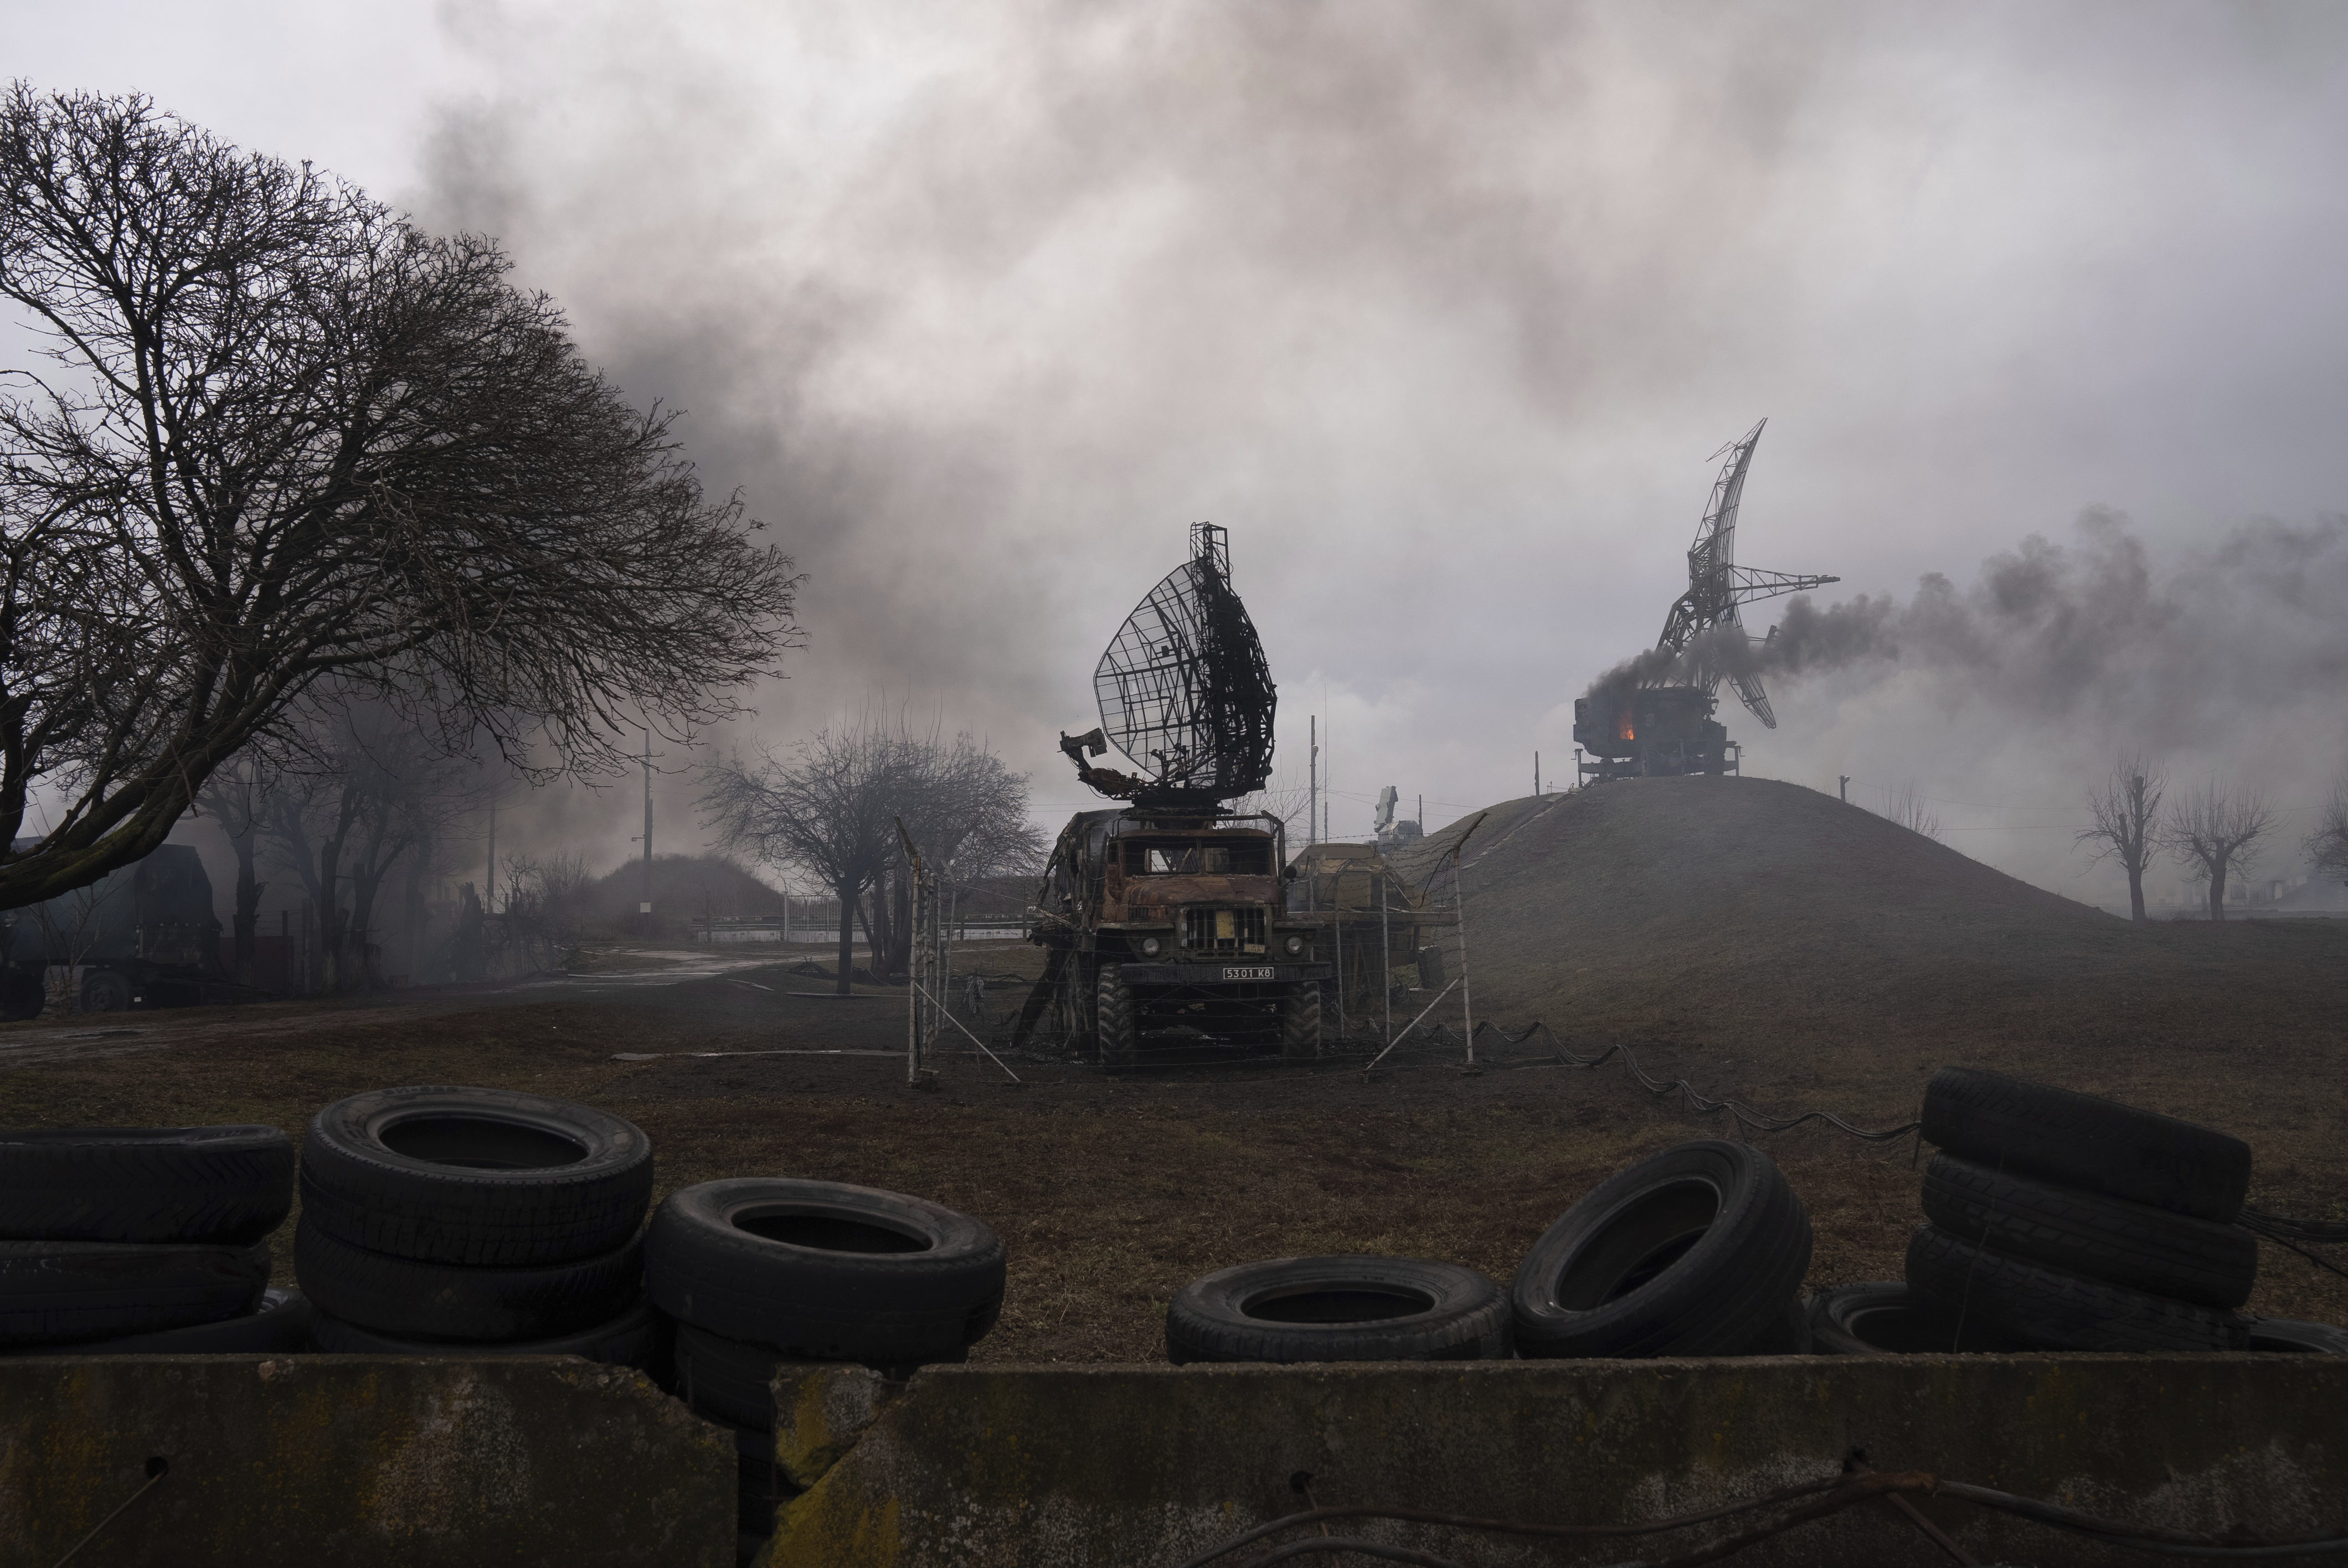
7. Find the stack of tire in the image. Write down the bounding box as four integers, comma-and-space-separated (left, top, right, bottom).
0, 1126, 309, 1354
297, 1087, 666, 1371
1813, 1067, 2344, 1355
644, 1179, 1007, 1560
1165, 1140, 1813, 1364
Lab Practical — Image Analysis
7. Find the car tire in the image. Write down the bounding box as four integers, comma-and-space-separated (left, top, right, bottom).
0, 1239, 271, 1347
1904, 1223, 2247, 1352
1920, 1153, 2257, 1308
1096, 965, 1135, 1073
1512, 1140, 1813, 1359
1807, 1281, 2028, 1355
0, 1125, 294, 1245
645, 1179, 1005, 1365
295, 1217, 643, 1342
308, 1296, 671, 1371
1280, 984, 1320, 1060
1920, 1067, 2251, 1223
1166, 1255, 1510, 1365
299, 1086, 653, 1266
2241, 1315, 2348, 1354
1, 1286, 309, 1355
80, 971, 132, 1012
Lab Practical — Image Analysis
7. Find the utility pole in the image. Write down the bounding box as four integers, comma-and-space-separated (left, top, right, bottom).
1309, 716, 1318, 847
641, 729, 654, 929
1839, 775, 1850, 804
484, 801, 495, 914
1535, 752, 1541, 796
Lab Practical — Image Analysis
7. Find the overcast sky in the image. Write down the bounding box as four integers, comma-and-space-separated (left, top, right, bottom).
13, 1, 2348, 911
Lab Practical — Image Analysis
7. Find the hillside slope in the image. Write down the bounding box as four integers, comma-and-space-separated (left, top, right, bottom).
1402, 776, 2348, 1067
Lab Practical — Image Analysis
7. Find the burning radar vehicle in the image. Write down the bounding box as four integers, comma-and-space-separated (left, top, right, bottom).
1573, 419, 1837, 782
1013, 524, 1328, 1069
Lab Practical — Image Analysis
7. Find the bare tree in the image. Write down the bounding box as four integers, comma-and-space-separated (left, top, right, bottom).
193, 759, 269, 986
1881, 783, 1942, 841
258, 704, 484, 991
2164, 782, 2275, 921
2307, 780, 2348, 891
700, 719, 1042, 994
2077, 754, 2165, 922
0, 88, 802, 910
497, 852, 592, 973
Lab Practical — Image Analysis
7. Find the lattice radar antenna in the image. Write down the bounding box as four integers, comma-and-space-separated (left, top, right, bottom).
1060, 523, 1276, 812
1652, 419, 1839, 728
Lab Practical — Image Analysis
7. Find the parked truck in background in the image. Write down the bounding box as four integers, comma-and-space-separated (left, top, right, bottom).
0, 845, 224, 1019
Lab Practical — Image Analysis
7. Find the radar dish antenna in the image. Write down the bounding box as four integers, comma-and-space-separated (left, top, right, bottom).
1652, 419, 1838, 728
1062, 523, 1276, 812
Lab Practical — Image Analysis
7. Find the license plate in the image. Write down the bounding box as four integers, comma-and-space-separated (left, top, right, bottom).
1222, 966, 1276, 981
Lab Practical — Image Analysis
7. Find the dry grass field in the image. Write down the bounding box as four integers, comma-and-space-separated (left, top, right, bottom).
3, 773, 2344, 1362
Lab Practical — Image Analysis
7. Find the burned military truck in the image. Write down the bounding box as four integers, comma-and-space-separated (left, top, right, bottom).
1014, 525, 1328, 1069
0, 844, 224, 1018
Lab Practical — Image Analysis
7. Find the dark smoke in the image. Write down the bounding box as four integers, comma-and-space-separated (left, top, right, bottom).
1587, 509, 2348, 756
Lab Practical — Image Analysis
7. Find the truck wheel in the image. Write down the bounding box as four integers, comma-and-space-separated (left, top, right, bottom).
1280, 983, 1320, 1060
0, 971, 40, 1020
80, 971, 132, 1012
1096, 964, 1135, 1072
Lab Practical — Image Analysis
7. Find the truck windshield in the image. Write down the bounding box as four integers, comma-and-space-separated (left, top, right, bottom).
1125, 840, 1270, 875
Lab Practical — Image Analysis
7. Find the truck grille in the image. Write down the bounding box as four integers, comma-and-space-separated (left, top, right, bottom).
1181, 906, 1266, 956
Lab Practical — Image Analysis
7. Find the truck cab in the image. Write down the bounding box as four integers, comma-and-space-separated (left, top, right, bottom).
1025, 810, 1329, 1067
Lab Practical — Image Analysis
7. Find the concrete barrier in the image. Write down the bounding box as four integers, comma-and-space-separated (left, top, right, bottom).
9, 1352, 2340, 1566
761, 1355, 2348, 1568
0, 1354, 734, 1567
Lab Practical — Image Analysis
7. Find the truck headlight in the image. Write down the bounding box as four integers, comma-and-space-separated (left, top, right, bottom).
1283, 935, 1304, 956
1140, 936, 1162, 957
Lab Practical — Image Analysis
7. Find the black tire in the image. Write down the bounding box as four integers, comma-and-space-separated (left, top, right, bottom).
1920, 1153, 2257, 1308
1904, 1223, 2247, 1352
308, 1296, 671, 1371
1280, 984, 1320, 1060
2241, 1316, 2348, 1354
0, 1239, 270, 1347
0, 969, 42, 1021
0, 1286, 310, 1356
1166, 1255, 1510, 1365
646, 1179, 1005, 1364
1808, 1281, 2029, 1355
1732, 1290, 1814, 1355
1096, 964, 1135, 1072
300, 1086, 652, 1266
295, 1217, 643, 1342
1920, 1067, 2251, 1223
1512, 1140, 1814, 1359
670, 1321, 925, 1430
81, 970, 132, 1012
0, 1125, 294, 1245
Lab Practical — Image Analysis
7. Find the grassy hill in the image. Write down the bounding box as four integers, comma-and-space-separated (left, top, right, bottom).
1383, 776, 2348, 1182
